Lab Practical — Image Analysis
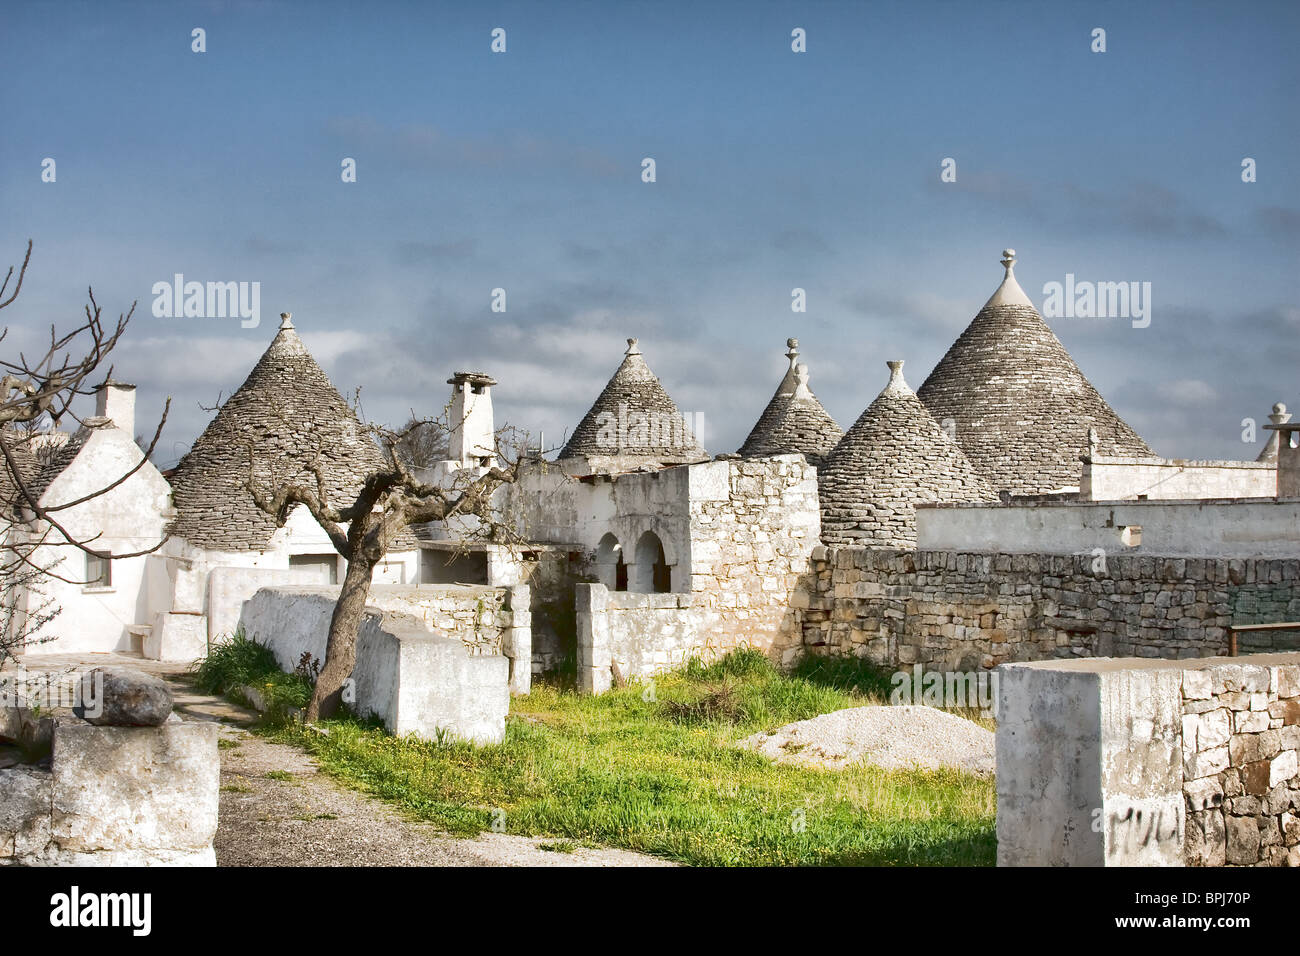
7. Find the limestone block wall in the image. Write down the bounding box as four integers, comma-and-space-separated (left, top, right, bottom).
795, 546, 1300, 670
238, 587, 510, 743
685, 456, 820, 664
1181, 660, 1300, 866
1, 717, 218, 866
996, 654, 1300, 867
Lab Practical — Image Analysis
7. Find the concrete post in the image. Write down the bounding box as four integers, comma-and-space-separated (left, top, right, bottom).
996, 659, 1185, 866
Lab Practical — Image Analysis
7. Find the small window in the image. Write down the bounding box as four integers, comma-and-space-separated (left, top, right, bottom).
85, 551, 112, 588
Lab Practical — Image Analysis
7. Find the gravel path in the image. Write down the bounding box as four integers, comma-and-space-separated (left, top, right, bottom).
737, 705, 995, 775
214, 725, 676, 867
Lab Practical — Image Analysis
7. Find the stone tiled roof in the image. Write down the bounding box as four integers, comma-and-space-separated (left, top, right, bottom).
916, 250, 1152, 496
0, 429, 43, 513
22, 431, 88, 504
819, 361, 993, 547
169, 314, 416, 552
738, 338, 843, 467
560, 338, 708, 462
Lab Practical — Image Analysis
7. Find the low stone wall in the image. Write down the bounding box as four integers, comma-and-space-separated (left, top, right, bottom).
576, 584, 701, 693
238, 587, 510, 743
996, 654, 1300, 867
795, 546, 1300, 670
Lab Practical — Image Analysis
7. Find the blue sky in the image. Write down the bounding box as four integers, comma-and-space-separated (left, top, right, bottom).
2, 0, 1298, 467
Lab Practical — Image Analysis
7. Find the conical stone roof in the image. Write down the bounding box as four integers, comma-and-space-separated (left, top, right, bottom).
560, 338, 708, 464
916, 250, 1152, 496
169, 313, 402, 552
819, 361, 993, 548
738, 338, 843, 466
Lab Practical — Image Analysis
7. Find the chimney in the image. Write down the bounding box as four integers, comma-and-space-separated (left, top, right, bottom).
446, 372, 497, 467
95, 380, 136, 436
1264, 414, 1300, 498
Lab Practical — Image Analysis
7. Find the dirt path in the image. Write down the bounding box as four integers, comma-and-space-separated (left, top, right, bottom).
12, 652, 674, 867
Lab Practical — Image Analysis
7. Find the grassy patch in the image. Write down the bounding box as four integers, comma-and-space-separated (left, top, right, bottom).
193, 631, 313, 720
265, 769, 294, 782
265, 650, 995, 866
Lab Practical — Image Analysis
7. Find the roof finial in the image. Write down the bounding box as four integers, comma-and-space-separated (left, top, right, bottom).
785, 337, 799, 368
885, 359, 907, 391
1270, 402, 1291, 425
792, 362, 812, 399
625, 337, 640, 356
1000, 249, 1016, 276
279, 312, 294, 330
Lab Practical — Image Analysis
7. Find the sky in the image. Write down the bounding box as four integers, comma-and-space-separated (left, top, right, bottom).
1, 0, 1298, 468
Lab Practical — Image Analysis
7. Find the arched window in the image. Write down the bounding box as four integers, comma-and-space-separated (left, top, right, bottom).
596, 533, 627, 591
633, 530, 671, 593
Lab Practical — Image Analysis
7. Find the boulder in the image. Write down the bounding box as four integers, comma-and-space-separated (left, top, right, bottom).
75, 667, 173, 727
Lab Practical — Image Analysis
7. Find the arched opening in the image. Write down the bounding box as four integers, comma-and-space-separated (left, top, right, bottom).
596, 532, 627, 591
632, 530, 671, 593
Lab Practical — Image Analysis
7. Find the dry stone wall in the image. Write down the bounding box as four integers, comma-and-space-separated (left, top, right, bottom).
685, 456, 819, 664
796, 546, 1300, 669
1181, 659, 1300, 866
364, 584, 521, 656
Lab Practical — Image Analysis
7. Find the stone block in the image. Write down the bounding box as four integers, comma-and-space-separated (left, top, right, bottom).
1243, 759, 1272, 796
1187, 745, 1230, 780
1225, 815, 1260, 865
50, 718, 218, 861
1235, 710, 1270, 734
1197, 708, 1231, 749
1271, 750, 1299, 789
1182, 668, 1213, 700
0, 766, 53, 860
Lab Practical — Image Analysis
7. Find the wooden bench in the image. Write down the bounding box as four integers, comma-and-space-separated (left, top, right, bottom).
1225, 621, 1300, 656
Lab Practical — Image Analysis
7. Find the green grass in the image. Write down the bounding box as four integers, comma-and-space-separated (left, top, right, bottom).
193, 631, 313, 719
260, 649, 995, 866
538, 840, 577, 854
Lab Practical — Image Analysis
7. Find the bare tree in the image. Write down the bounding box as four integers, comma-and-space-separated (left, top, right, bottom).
247, 413, 529, 721
391, 413, 450, 470
0, 240, 170, 667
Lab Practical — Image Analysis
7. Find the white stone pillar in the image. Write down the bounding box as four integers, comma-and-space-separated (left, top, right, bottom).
576, 583, 611, 694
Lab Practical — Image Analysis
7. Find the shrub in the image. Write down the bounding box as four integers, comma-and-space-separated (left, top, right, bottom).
192, 630, 313, 722
191, 630, 279, 694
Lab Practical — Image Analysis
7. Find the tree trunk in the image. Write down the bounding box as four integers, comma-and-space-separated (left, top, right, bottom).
307, 554, 376, 721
